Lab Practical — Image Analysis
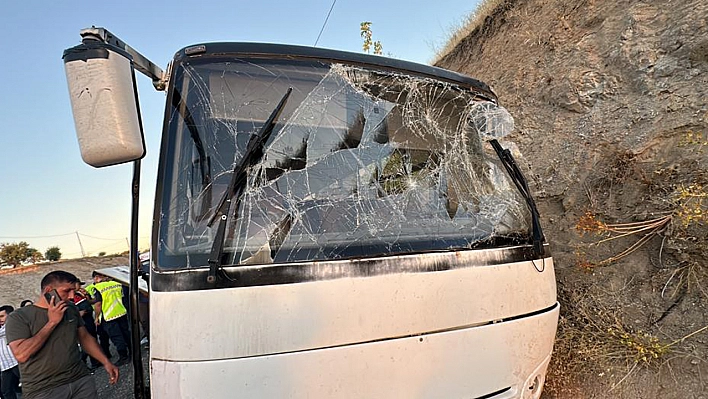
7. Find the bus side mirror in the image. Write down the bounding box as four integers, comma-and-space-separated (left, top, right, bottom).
63, 41, 145, 167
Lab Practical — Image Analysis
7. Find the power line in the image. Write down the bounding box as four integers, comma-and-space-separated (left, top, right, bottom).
78, 233, 126, 241
91, 240, 129, 253
314, 0, 337, 47
0, 232, 75, 239
0, 232, 150, 241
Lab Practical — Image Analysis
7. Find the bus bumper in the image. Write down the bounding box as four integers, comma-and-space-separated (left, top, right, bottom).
151, 302, 559, 399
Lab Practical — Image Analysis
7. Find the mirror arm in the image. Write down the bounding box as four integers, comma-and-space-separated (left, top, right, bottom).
79, 26, 167, 91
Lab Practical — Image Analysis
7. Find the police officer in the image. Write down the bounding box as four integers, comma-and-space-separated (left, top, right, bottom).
84, 277, 112, 360
91, 272, 131, 367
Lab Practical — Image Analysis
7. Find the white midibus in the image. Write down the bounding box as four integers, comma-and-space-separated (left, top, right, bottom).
63, 27, 558, 399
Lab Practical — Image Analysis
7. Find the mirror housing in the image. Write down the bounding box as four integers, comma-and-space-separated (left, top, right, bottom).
63, 40, 146, 167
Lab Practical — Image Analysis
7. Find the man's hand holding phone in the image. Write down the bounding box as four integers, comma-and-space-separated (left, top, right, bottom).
45, 289, 67, 325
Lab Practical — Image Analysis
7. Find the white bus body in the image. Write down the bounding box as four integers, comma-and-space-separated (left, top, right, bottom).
65, 36, 558, 399
151, 250, 557, 398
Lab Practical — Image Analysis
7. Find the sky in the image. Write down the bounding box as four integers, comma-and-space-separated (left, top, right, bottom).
0, 0, 481, 260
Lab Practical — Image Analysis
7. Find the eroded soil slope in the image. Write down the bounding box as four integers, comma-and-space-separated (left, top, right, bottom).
438, 1, 708, 397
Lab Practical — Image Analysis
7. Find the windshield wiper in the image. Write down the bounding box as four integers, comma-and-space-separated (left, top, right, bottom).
489, 139, 545, 258
206, 87, 293, 284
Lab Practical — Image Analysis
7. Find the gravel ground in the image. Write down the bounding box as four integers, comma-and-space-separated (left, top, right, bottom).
94, 345, 150, 398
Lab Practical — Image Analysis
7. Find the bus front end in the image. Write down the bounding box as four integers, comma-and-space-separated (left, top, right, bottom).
148, 44, 558, 398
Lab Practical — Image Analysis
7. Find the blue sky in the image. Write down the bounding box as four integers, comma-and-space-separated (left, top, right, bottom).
0, 0, 480, 259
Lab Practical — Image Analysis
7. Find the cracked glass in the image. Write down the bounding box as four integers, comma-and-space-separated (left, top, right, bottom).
157, 57, 530, 269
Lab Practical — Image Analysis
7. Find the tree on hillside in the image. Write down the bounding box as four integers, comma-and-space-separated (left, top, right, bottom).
45, 246, 62, 262
27, 247, 44, 263
0, 241, 44, 267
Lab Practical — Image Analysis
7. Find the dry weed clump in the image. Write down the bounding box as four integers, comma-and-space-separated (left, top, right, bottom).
662, 261, 708, 301
574, 211, 671, 267
673, 184, 707, 227
546, 286, 672, 393
558, 176, 708, 391
431, 0, 505, 63
606, 325, 668, 365
562, 292, 668, 367
574, 182, 706, 268
573, 249, 596, 273
548, 281, 708, 395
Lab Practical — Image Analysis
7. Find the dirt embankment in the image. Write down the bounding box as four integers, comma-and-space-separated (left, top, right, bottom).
438, 1, 708, 398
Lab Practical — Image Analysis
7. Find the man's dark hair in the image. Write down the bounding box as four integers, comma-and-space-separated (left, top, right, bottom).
0, 305, 14, 314
19, 299, 33, 307
40, 270, 79, 289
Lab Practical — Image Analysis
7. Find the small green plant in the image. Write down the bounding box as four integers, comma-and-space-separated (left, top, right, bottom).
98, 251, 106, 257
360, 22, 383, 55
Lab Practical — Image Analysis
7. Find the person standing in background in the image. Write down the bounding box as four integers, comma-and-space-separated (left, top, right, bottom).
0, 305, 20, 399
5, 271, 119, 398
84, 278, 112, 359
72, 281, 102, 370
92, 272, 131, 367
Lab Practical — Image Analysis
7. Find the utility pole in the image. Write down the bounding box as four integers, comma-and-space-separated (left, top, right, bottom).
75, 231, 86, 258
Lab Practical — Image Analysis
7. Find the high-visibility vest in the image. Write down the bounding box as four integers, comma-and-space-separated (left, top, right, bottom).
85, 284, 97, 297
95, 281, 128, 321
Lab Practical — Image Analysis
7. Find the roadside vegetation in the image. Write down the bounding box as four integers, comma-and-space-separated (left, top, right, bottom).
434, 0, 708, 396
45, 246, 62, 261
0, 242, 66, 267
547, 132, 708, 396
0, 241, 46, 267
431, 0, 503, 63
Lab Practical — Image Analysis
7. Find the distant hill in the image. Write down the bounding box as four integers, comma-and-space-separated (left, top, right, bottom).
437, 1, 708, 397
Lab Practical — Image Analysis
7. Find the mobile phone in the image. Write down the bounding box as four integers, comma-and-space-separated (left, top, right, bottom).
44, 289, 61, 304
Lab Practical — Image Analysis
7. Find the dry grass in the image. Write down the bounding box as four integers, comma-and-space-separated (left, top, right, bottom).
573, 180, 706, 270
431, 0, 505, 64
546, 286, 664, 395
574, 211, 672, 268
545, 276, 708, 396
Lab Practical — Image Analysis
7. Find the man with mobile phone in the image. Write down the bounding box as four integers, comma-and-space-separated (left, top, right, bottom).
4, 271, 120, 399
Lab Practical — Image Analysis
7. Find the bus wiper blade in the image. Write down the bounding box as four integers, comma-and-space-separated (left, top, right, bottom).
206, 87, 293, 284
489, 139, 545, 258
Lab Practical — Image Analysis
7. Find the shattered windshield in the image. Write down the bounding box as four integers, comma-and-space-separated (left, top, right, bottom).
156, 56, 530, 269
